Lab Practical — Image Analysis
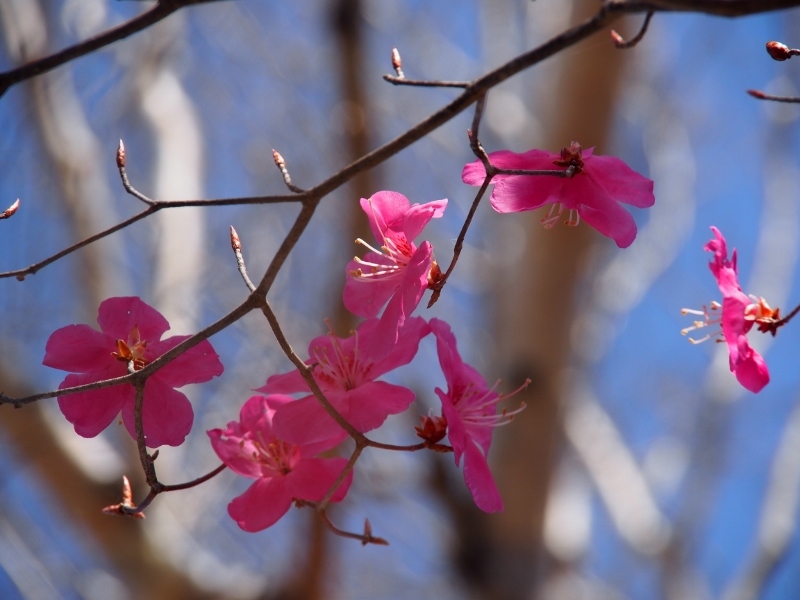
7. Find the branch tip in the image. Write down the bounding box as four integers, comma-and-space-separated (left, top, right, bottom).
116, 139, 126, 169
272, 149, 285, 169
391, 47, 404, 78
1, 198, 20, 219
230, 225, 242, 252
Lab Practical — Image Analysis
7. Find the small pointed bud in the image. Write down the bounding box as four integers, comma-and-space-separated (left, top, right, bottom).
272, 149, 285, 169
121, 475, 134, 504
230, 226, 242, 252
610, 30, 625, 47
767, 41, 791, 61
116, 140, 126, 169
747, 89, 768, 99
0, 198, 20, 219
391, 47, 404, 77
364, 518, 372, 537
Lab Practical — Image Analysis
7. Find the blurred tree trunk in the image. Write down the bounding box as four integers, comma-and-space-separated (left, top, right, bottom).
480, 4, 630, 598
279, 1, 374, 598
0, 370, 215, 599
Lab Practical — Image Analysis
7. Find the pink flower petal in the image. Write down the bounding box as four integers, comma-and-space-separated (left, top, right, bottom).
207, 427, 263, 479
57, 371, 131, 439
365, 242, 432, 359
285, 457, 352, 503
120, 378, 194, 448
403, 199, 447, 241
368, 317, 432, 377
463, 441, 503, 513
228, 477, 293, 532
464, 146, 654, 247
340, 382, 415, 432
343, 253, 401, 319
257, 369, 308, 395
272, 395, 348, 445
153, 335, 224, 387
43, 325, 116, 373
575, 195, 638, 249
97, 297, 170, 341
584, 155, 655, 208
732, 336, 769, 393
361, 191, 412, 242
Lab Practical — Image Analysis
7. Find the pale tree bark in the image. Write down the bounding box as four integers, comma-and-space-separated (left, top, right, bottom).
474, 3, 632, 597
0, 2, 212, 597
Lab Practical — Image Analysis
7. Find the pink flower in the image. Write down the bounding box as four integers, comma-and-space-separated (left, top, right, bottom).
462, 142, 655, 248
427, 318, 526, 513
344, 191, 446, 358
704, 227, 771, 392
43, 297, 223, 447
259, 317, 430, 444
208, 394, 352, 532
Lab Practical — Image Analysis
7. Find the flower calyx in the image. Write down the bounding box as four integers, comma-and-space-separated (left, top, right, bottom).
552, 141, 585, 175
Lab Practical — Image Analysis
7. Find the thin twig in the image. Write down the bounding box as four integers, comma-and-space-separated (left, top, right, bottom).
317, 508, 389, 545
272, 150, 305, 194
258, 300, 365, 442
747, 89, 800, 103
610, 11, 654, 48
383, 75, 470, 88
116, 140, 155, 205
0, 0, 223, 98
230, 226, 256, 292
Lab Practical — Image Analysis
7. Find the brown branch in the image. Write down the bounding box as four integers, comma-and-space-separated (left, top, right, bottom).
0, 0, 223, 98
258, 299, 365, 442
229, 226, 256, 292
383, 75, 471, 88
747, 89, 800, 103
611, 11, 654, 48
609, 0, 800, 17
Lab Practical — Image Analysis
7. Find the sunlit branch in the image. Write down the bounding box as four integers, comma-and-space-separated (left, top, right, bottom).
0, 0, 225, 98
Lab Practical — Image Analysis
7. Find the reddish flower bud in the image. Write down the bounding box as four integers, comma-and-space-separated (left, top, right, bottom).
767, 41, 791, 61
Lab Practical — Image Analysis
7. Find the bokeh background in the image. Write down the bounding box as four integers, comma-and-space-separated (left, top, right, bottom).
2, 0, 800, 598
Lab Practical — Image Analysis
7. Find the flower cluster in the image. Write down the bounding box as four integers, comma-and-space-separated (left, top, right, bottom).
43, 142, 662, 535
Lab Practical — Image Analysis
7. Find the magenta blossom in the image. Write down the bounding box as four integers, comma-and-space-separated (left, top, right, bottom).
462, 142, 655, 248
208, 394, 352, 532
682, 227, 773, 393
427, 318, 526, 513
43, 297, 223, 447
344, 191, 446, 358
260, 317, 430, 444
